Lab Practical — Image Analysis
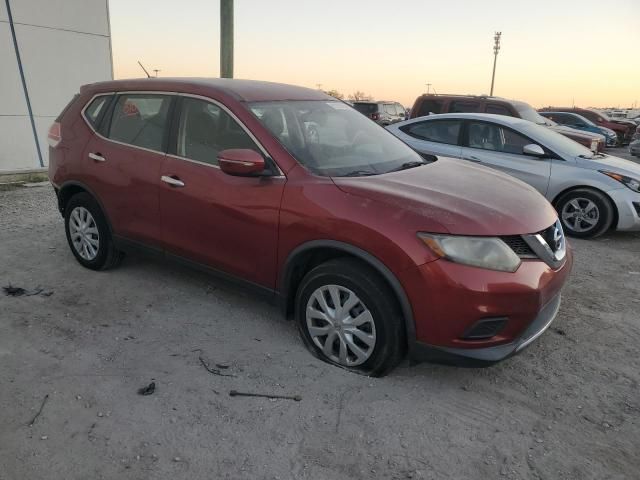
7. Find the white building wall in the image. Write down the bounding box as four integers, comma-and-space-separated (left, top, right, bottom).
0, 0, 112, 173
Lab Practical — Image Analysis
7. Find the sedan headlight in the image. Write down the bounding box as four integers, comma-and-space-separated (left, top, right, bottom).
600, 171, 640, 193
418, 234, 521, 272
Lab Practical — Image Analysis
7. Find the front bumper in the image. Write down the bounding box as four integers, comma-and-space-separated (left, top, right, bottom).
401, 247, 573, 366
410, 293, 562, 366
608, 188, 640, 231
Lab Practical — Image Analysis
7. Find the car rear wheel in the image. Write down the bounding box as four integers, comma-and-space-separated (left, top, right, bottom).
555, 188, 614, 239
295, 258, 405, 376
64, 192, 123, 270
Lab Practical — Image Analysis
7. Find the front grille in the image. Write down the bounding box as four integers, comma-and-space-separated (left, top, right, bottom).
501, 235, 537, 258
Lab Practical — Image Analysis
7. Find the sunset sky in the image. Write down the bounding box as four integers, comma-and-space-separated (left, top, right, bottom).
109, 0, 640, 109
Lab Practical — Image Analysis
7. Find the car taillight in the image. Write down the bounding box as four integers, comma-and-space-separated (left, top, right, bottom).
371, 113, 380, 120
48, 122, 62, 148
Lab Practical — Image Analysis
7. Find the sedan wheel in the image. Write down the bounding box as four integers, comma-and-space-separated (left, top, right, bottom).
306, 285, 376, 367
560, 198, 599, 234
555, 188, 614, 239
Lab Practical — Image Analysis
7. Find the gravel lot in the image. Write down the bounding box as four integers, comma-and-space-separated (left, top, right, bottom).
1, 159, 639, 479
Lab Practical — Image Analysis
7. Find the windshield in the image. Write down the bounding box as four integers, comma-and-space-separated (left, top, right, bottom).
512, 101, 550, 125
249, 100, 423, 176
520, 121, 598, 158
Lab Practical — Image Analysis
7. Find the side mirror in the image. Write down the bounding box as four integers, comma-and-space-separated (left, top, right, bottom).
218, 149, 266, 176
523, 144, 546, 157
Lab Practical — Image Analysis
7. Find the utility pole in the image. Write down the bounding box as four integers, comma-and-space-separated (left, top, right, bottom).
220, 0, 234, 78
489, 31, 502, 97
426, 83, 431, 94
153, 69, 160, 78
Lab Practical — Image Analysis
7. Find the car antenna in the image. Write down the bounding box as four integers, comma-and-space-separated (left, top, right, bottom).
137, 61, 152, 78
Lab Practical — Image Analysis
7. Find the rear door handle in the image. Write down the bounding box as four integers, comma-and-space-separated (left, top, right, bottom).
161, 175, 185, 187
89, 152, 106, 162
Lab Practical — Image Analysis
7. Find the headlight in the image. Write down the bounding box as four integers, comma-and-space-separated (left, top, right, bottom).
418, 234, 521, 272
600, 171, 640, 193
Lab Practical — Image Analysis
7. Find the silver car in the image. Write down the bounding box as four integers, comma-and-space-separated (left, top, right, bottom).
387, 113, 640, 238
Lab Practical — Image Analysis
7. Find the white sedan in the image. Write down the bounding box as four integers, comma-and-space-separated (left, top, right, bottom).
387, 113, 640, 238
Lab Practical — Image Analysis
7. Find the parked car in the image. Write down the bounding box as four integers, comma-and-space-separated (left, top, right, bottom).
539, 111, 618, 147
410, 94, 605, 152
48, 78, 572, 375
387, 113, 640, 238
352, 101, 407, 125
630, 139, 640, 157
539, 107, 636, 145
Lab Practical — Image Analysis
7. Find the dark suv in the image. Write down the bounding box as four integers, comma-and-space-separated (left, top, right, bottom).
47, 78, 572, 376
352, 101, 406, 125
410, 94, 605, 152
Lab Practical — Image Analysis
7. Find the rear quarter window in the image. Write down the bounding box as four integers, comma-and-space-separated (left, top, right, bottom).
400, 120, 461, 145
83, 95, 112, 128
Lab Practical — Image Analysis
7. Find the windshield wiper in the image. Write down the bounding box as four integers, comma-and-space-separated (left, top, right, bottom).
341, 170, 378, 177
388, 160, 427, 173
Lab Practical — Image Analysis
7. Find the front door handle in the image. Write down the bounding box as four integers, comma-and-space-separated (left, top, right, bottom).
464, 155, 482, 163
89, 152, 106, 162
161, 175, 185, 187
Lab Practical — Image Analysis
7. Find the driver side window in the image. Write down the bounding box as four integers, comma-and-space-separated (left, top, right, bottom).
176, 98, 258, 166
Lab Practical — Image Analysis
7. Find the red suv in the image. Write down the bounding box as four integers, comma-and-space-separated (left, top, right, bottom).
538, 107, 636, 145
48, 79, 572, 375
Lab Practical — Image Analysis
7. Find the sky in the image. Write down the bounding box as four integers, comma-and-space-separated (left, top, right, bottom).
109, 0, 640, 109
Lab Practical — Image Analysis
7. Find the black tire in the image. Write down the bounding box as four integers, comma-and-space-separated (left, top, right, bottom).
294, 258, 405, 376
64, 192, 123, 270
555, 188, 614, 239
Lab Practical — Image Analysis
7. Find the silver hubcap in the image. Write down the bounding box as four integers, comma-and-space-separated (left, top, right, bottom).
561, 198, 599, 233
305, 285, 376, 367
69, 207, 99, 260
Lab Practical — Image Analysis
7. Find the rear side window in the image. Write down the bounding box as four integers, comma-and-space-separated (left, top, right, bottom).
449, 101, 480, 113
400, 120, 461, 145
83, 95, 111, 128
107, 94, 172, 151
485, 104, 511, 116
176, 97, 258, 166
416, 99, 444, 117
467, 121, 531, 154
353, 103, 378, 115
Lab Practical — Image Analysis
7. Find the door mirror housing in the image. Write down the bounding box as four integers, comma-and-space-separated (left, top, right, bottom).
523, 144, 546, 157
218, 149, 266, 176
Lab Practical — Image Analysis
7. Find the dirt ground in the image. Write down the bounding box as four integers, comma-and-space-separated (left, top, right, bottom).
1, 172, 639, 479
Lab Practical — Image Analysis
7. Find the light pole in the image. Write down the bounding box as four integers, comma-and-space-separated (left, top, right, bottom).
489, 31, 501, 97
220, 0, 234, 78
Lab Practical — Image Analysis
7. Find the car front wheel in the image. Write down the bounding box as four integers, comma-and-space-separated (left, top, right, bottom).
556, 188, 614, 239
295, 258, 405, 376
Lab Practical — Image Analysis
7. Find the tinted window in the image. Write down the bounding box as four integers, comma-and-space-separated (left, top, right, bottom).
485, 104, 511, 116
467, 122, 531, 154
84, 95, 111, 128
416, 99, 444, 117
450, 101, 480, 113
176, 97, 257, 166
400, 120, 461, 145
353, 103, 378, 114
108, 94, 171, 151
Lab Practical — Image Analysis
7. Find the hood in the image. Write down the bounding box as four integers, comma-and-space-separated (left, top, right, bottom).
549, 125, 604, 140
579, 154, 640, 178
611, 119, 636, 128
332, 158, 557, 236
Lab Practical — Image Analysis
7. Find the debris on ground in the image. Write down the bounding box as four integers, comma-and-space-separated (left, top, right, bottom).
229, 390, 302, 402
552, 328, 567, 336
137, 382, 156, 396
194, 350, 235, 377
3, 285, 53, 297
27, 394, 50, 427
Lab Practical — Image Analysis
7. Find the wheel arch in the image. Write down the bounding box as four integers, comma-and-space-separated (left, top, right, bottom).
279, 240, 416, 345
57, 181, 114, 233
551, 185, 619, 230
